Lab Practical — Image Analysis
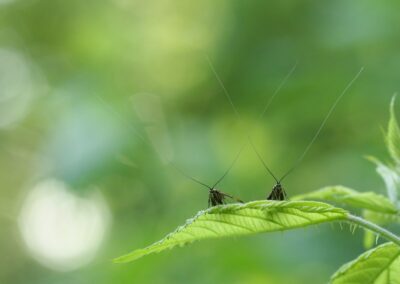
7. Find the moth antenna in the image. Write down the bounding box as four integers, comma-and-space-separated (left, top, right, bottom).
249, 63, 298, 183
206, 56, 296, 184
206, 55, 242, 121
96, 95, 212, 191
258, 61, 298, 121
95, 95, 148, 145
248, 137, 279, 183
206, 56, 248, 189
279, 67, 364, 183
212, 143, 247, 189
169, 162, 211, 190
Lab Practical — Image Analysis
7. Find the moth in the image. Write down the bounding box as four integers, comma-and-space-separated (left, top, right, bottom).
170, 145, 245, 207
249, 68, 364, 200
206, 56, 363, 201
96, 95, 245, 208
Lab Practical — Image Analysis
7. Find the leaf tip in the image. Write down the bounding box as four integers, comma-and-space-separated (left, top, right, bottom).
112, 250, 143, 264
391, 93, 398, 105
112, 255, 130, 264
390, 93, 398, 117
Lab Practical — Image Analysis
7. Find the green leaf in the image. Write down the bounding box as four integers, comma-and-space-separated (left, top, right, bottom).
363, 230, 376, 249
363, 210, 400, 225
330, 242, 400, 284
293, 186, 398, 214
114, 201, 348, 263
362, 210, 400, 249
362, 209, 400, 249
367, 156, 399, 207
386, 94, 400, 165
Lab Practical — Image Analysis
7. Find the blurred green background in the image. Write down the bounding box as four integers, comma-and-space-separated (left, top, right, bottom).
1, 0, 400, 283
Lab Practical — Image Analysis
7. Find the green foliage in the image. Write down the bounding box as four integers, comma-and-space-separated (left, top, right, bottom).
115, 98, 400, 284
376, 95, 400, 207
386, 95, 400, 166
361, 210, 400, 248
294, 186, 400, 250
362, 209, 400, 250
114, 201, 348, 263
367, 156, 399, 206
358, 98, 400, 249
293, 186, 398, 214
328, 98, 400, 282
363, 210, 400, 224
330, 242, 400, 284
363, 229, 376, 250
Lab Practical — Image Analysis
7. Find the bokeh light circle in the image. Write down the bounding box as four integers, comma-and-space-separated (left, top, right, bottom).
18, 179, 111, 271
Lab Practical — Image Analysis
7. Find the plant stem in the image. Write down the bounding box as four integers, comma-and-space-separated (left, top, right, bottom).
347, 214, 400, 246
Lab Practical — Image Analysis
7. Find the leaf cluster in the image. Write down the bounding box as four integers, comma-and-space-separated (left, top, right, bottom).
115, 97, 400, 283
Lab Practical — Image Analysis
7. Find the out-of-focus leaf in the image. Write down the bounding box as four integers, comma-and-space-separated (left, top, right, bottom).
293, 186, 398, 214
363, 230, 376, 249
114, 201, 348, 263
363, 210, 400, 224
362, 210, 400, 249
330, 242, 400, 284
386, 95, 400, 165
367, 156, 399, 208
362, 210, 385, 249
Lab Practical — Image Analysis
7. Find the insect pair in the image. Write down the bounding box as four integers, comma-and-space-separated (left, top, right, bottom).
97, 62, 363, 208
175, 61, 364, 207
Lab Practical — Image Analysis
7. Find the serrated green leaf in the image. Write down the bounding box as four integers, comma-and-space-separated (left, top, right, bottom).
367, 156, 399, 207
114, 201, 348, 263
387, 95, 400, 165
330, 242, 400, 284
292, 186, 398, 214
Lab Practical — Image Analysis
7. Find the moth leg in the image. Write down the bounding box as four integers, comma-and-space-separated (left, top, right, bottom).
283, 189, 288, 200
222, 192, 233, 199
223, 193, 244, 203
275, 190, 281, 201
235, 197, 245, 203
270, 190, 277, 200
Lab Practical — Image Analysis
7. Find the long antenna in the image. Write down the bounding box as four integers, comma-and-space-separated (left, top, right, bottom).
248, 138, 279, 183
206, 56, 241, 120
169, 144, 245, 191
205, 56, 252, 189
249, 62, 298, 182
258, 61, 298, 121
169, 162, 211, 190
278, 67, 364, 183
206, 56, 297, 182
97, 93, 241, 193
95, 95, 148, 144
212, 143, 246, 188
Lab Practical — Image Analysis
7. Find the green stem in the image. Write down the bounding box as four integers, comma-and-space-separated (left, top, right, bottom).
347, 214, 400, 246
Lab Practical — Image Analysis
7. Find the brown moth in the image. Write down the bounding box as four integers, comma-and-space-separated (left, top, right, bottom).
171, 145, 245, 207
